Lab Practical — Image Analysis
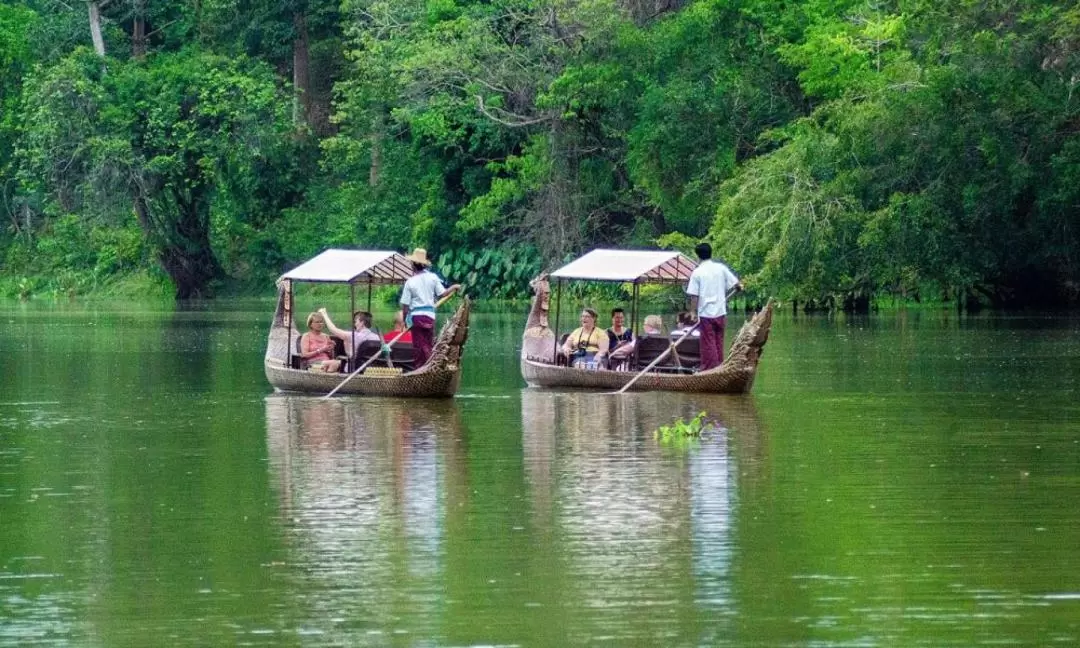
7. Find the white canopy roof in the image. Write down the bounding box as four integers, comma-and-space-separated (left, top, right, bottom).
279, 249, 414, 284
550, 249, 697, 284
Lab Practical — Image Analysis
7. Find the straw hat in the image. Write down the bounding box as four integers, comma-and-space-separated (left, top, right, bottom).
405, 247, 431, 266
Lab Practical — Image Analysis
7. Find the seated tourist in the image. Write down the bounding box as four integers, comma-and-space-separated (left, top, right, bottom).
384, 310, 413, 343
642, 314, 664, 335
670, 311, 701, 338
300, 312, 341, 372
560, 308, 609, 368
319, 308, 382, 361
606, 307, 635, 368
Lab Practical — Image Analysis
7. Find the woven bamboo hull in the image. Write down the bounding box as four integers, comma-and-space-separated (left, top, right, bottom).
520, 302, 772, 394
265, 294, 471, 398
264, 361, 461, 397
520, 358, 756, 393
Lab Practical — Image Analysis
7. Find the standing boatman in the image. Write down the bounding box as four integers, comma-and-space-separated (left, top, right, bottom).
686, 242, 742, 370
400, 248, 461, 369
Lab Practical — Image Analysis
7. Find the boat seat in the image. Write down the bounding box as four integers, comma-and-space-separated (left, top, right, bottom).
291, 336, 303, 369
633, 336, 679, 372
555, 333, 570, 367
349, 339, 385, 372
633, 335, 700, 373
353, 341, 416, 372
388, 343, 415, 372
669, 337, 701, 371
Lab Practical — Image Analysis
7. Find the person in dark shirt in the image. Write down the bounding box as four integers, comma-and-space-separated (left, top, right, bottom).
606, 307, 635, 369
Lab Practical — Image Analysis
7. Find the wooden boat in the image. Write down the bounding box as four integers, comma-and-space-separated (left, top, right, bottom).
265, 249, 470, 397
521, 249, 772, 393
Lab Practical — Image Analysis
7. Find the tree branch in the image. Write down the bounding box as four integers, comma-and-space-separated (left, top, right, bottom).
475, 95, 551, 127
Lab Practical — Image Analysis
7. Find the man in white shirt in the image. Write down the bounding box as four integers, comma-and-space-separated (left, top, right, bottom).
400, 248, 460, 369
319, 308, 383, 368
686, 242, 741, 370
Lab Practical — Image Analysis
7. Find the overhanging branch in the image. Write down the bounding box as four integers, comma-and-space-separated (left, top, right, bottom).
475, 95, 551, 128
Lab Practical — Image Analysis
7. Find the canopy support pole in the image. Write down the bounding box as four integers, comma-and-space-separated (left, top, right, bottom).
630, 282, 639, 339
350, 282, 357, 368
553, 279, 563, 361
285, 280, 294, 366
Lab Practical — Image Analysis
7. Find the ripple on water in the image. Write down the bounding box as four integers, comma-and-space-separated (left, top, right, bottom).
0, 589, 77, 645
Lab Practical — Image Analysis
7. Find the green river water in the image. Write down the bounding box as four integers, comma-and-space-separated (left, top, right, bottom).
1, 301, 1078, 647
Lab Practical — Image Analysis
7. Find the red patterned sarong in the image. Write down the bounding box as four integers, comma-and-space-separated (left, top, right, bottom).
411, 315, 436, 369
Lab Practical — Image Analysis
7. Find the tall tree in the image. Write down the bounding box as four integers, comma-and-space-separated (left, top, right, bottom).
0, 4, 39, 236
18, 49, 295, 297
200, 0, 343, 133
87, 1, 107, 55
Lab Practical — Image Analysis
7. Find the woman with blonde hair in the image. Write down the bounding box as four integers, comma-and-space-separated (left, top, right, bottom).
300, 312, 341, 372
642, 314, 664, 335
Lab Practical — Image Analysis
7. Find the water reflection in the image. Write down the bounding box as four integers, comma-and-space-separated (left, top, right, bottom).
520, 390, 765, 643
264, 395, 464, 637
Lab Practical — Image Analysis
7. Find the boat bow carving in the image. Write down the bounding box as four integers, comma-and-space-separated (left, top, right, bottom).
522, 273, 555, 363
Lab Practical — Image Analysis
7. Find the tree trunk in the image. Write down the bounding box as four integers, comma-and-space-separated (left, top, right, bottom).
132, 0, 147, 59
87, 2, 106, 57
133, 188, 222, 299
369, 111, 383, 186
292, 11, 311, 127
159, 243, 221, 299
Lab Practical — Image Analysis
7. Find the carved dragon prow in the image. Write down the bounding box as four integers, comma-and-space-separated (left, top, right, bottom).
723, 300, 774, 371
522, 273, 555, 363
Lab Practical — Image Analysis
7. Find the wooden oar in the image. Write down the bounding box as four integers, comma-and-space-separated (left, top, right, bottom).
323, 293, 455, 399
609, 323, 701, 395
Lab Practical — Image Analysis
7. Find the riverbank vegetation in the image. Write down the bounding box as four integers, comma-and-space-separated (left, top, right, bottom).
2, 1, 1079, 309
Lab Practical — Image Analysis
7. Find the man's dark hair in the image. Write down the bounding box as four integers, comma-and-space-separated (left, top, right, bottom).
694, 242, 712, 260
412, 261, 427, 272
611, 307, 625, 317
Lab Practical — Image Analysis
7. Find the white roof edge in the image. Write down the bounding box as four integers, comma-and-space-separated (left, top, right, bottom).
279, 249, 414, 284
549, 249, 697, 283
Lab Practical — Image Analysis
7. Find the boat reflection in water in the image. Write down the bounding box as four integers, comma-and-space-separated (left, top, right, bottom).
264, 391, 764, 643
521, 389, 765, 643
264, 395, 467, 637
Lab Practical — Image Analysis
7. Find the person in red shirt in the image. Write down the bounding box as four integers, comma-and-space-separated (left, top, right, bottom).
383, 310, 413, 344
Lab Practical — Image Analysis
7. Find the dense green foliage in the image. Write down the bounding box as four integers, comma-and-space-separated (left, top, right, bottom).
2, 0, 1079, 307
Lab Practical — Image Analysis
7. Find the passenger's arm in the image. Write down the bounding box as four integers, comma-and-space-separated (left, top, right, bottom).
299, 333, 317, 359
317, 308, 348, 340
560, 330, 576, 356
595, 331, 610, 359
612, 334, 634, 358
